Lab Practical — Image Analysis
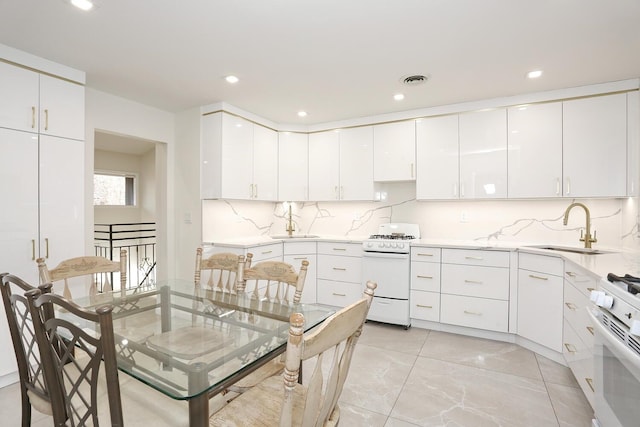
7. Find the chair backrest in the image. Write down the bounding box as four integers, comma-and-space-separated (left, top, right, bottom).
280, 281, 376, 427
26, 288, 123, 427
238, 259, 309, 304
37, 249, 128, 299
194, 248, 250, 293
0, 273, 55, 422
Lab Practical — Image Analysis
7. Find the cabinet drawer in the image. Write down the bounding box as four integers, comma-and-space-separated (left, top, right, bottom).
410, 247, 441, 262
317, 242, 362, 257
283, 241, 316, 255
368, 298, 410, 326
411, 261, 441, 292
564, 281, 595, 348
562, 319, 592, 364
519, 252, 563, 276
440, 294, 509, 332
249, 243, 283, 262
564, 262, 598, 298
317, 254, 362, 283
410, 290, 440, 322
316, 279, 362, 307
441, 264, 509, 300
442, 249, 510, 268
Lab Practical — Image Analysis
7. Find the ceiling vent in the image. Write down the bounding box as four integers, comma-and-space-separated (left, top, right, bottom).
401, 75, 428, 86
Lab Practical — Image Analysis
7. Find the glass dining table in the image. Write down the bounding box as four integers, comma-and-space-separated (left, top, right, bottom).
72, 280, 335, 427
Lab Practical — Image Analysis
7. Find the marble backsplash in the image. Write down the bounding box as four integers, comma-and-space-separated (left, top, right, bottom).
202, 183, 640, 250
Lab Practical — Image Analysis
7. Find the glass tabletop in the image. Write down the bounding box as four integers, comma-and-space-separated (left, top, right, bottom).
70, 279, 335, 400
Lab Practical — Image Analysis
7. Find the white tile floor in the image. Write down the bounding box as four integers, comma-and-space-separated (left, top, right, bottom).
0, 322, 594, 426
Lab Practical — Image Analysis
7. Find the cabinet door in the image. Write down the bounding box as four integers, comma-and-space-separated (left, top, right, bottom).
221, 113, 253, 199
563, 93, 627, 197
0, 62, 39, 133
0, 128, 39, 284
278, 132, 308, 201
373, 121, 416, 181
416, 115, 459, 199
252, 125, 278, 201
508, 102, 562, 198
339, 126, 374, 200
39, 135, 85, 283
628, 92, 640, 197
200, 112, 222, 199
459, 109, 507, 198
517, 268, 563, 352
308, 131, 339, 201
39, 75, 85, 141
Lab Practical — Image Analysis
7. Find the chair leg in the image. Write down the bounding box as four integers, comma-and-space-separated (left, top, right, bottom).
21, 386, 31, 427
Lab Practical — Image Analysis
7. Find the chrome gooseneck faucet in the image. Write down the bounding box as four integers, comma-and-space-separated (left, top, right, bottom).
563, 202, 597, 249
286, 204, 295, 237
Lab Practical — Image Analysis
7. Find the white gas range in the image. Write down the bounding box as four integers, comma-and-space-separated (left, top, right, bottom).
361, 223, 420, 329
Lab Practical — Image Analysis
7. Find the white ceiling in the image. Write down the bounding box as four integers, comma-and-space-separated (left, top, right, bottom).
1, 0, 639, 126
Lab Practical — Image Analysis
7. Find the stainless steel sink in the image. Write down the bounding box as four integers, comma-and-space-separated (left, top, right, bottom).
270, 234, 319, 239
524, 244, 615, 255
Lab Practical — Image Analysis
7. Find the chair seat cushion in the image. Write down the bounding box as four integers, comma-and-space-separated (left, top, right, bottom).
209, 375, 339, 427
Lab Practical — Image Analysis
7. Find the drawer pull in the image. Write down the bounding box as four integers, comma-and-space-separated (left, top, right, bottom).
465, 256, 483, 261
463, 310, 482, 316
529, 274, 548, 281
332, 248, 347, 251
332, 292, 346, 297
586, 377, 594, 393
262, 250, 273, 255
417, 253, 433, 257
464, 280, 483, 285
564, 343, 577, 354
416, 304, 433, 309
293, 257, 308, 260
587, 287, 595, 292
565, 271, 577, 277
417, 275, 433, 279
587, 326, 594, 336
565, 302, 577, 310
333, 267, 347, 271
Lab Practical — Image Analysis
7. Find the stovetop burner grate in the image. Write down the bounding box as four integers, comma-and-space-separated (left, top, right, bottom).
368, 234, 417, 240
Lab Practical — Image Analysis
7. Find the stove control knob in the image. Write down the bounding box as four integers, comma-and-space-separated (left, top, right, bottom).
366, 242, 373, 248
596, 293, 614, 310
631, 319, 640, 336
379, 242, 385, 249
590, 290, 604, 304
398, 243, 405, 250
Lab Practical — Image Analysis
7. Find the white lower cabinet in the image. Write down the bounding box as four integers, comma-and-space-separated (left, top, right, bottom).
440, 249, 510, 332
316, 242, 362, 307
410, 246, 441, 322
283, 241, 316, 304
517, 253, 564, 352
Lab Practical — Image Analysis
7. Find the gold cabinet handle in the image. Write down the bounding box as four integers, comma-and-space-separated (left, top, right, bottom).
587, 326, 594, 336
417, 253, 433, 257
31, 239, 36, 260
529, 274, 548, 281
416, 304, 433, 309
463, 310, 482, 316
565, 271, 577, 277
293, 257, 308, 260
44, 109, 49, 131
417, 275, 433, 279
261, 250, 273, 255
464, 279, 483, 284
465, 256, 483, 261
31, 106, 36, 129
333, 267, 346, 271
565, 302, 577, 310
254, 183, 258, 198
587, 287, 595, 292
45, 237, 49, 258
585, 378, 594, 392
332, 292, 346, 297
332, 248, 346, 251
566, 177, 571, 195
564, 343, 577, 353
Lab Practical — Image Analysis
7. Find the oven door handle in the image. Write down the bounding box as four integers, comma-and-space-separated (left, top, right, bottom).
588, 308, 640, 364
362, 251, 409, 260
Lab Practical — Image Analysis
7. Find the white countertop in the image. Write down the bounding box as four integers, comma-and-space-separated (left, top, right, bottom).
203, 236, 640, 280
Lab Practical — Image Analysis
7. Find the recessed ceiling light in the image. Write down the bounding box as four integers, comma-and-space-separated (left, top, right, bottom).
394, 93, 405, 101
71, 0, 94, 11
527, 70, 543, 79
297, 111, 308, 117
225, 75, 239, 84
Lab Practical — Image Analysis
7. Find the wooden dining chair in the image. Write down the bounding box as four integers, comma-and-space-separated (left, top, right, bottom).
26, 287, 124, 427
194, 248, 250, 294
37, 249, 127, 300
210, 280, 377, 426
225, 258, 310, 395
0, 273, 55, 427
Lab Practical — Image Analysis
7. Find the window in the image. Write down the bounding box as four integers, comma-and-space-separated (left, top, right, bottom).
94, 172, 136, 206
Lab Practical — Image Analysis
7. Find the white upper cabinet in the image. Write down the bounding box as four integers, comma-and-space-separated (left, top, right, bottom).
459, 109, 508, 199
309, 127, 375, 201
563, 93, 627, 197
373, 121, 416, 182
308, 130, 340, 201
0, 62, 84, 140
338, 126, 374, 200
201, 112, 278, 200
627, 92, 639, 197
278, 132, 308, 201
507, 102, 563, 198
416, 115, 460, 200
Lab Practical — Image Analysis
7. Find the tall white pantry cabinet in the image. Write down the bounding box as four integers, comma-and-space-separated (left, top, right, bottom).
0, 57, 85, 383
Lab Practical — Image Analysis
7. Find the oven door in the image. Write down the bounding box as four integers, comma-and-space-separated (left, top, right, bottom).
361, 251, 410, 299
589, 308, 640, 427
